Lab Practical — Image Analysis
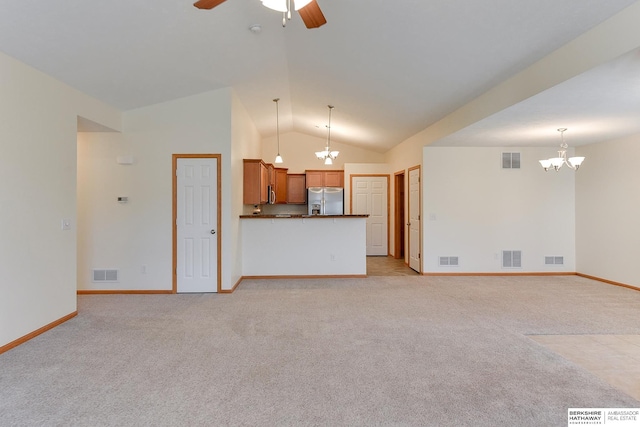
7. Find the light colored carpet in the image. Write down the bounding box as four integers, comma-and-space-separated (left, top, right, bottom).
1, 275, 640, 426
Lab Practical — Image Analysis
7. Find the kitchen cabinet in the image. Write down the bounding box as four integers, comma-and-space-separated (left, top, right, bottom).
305, 170, 344, 188
287, 174, 306, 204
273, 167, 288, 204
305, 171, 324, 188
324, 170, 344, 187
266, 163, 275, 188
243, 159, 269, 205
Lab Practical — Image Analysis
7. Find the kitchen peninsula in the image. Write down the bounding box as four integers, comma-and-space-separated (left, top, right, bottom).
240, 214, 368, 277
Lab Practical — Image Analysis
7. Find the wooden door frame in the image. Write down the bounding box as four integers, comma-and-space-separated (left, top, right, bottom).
172, 154, 222, 293
408, 165, 421, 273
349, 174, 390, 256
393, 170, 405, 260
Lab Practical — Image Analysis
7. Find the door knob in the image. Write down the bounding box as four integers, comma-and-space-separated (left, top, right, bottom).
210, 229, 216, 235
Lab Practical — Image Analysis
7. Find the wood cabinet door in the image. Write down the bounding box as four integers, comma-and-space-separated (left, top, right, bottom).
305, 171, 324, 188
274, 168, 288, 204
243, 159, 270, 205
324, 171, 344, 187
260, 162, 269, 204
287, 174, 307, 204
266, 163, 275, 187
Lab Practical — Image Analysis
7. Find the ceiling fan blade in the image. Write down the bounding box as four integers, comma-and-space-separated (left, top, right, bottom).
193, 0, 227, 10
298, 0, 327, 29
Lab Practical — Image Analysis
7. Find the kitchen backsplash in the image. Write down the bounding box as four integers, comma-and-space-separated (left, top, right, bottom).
243, 203, 307, 216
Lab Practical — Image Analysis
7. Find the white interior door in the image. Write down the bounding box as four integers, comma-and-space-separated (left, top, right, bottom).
408, 167, 420, 272
353, 176, 388, 256
177, 157, 218, 293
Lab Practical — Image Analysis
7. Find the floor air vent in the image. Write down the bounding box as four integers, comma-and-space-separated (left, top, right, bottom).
439, 256, 459, 267
545, 256, 564, 265
93, 269, 119, 282
502, 251, 522, 268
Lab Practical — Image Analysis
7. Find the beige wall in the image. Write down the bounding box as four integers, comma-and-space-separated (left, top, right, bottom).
0, 51, 120, 348
231, 91, 262, 285
78, 89, 246, 292
423, 146, 576, 273
576, 135, 640, 288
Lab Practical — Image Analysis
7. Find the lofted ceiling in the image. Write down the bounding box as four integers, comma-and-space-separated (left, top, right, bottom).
1, 0, 639, 152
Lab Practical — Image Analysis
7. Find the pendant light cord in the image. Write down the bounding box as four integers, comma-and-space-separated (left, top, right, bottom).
327, 105, 333, 150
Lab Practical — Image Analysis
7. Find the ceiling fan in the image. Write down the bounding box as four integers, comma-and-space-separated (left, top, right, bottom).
193, 0, 327, 29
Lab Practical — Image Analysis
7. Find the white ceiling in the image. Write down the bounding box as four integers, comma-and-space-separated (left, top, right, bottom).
1, 0, 639, 152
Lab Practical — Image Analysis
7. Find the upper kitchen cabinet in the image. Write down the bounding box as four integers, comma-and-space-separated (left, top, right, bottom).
266, 163, 275, 188
287, 174, 306, 204
324, 171, 344, 187
305, 170, 344, 188
273, 167, 288, 204
243, 159, 269, 205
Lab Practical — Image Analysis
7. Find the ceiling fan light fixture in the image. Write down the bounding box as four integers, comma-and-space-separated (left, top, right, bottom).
261, 0, 287, 12
294, 0, 313, 10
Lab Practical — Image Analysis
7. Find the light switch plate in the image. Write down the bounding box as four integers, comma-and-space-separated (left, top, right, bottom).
61, 219, 71, 230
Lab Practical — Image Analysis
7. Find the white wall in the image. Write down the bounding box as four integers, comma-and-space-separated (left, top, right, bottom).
422, 146, 576, 273
1, 51, 120, 348
241, 218, 367, 276
78, 89, 241, 291
576, 135, 640, 288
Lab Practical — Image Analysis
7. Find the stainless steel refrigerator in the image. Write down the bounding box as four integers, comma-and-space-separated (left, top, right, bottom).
308, 187, 344, 215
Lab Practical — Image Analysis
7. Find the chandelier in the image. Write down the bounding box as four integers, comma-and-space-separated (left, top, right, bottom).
538, 128, 585, 171
315, 105, 339, 165
261, 0, 313, 26
273, 98, 283, 164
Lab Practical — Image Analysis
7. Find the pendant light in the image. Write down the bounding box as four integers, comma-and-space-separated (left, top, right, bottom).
538, 128, 585, 171
273, 98, 283, 164
315, 105, 339, 165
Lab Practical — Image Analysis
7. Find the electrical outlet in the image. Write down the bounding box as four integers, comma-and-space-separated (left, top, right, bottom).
330, 254, 336, 262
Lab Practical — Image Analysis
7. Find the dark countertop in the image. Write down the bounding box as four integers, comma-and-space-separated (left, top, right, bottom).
240, 214, 369, 219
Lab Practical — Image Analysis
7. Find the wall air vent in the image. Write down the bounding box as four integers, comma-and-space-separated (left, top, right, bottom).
545, 256, 564, 265
502, 251, 522, 268
502, 152, 521, 169
93, 269, 119, 282
439, 256, 459, 267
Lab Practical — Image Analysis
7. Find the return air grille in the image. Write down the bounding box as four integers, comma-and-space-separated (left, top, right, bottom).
545, 256, 564, 265
439, 256, 459, 267
93, 269, 119, 282
502, 152, 521, 169
502, 251, 522, 268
